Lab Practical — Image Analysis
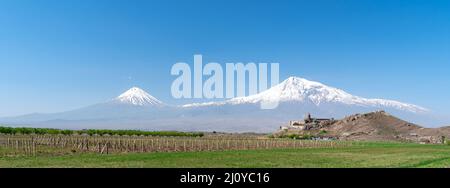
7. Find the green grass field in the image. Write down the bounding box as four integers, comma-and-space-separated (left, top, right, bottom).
1, 142, 450, 168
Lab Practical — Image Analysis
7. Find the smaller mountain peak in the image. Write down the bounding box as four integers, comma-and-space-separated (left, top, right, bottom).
115, 87, 164, 106
119, 87, 149, 97
128, 86, 143, 91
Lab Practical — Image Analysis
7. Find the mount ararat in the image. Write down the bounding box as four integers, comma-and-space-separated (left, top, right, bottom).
0, 77, 444, 132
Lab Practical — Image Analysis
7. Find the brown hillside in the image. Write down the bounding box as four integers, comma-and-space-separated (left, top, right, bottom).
277, 111, 449, 143
328, 111, 422, 141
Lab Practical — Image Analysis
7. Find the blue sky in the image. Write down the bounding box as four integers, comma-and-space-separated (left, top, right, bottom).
0, 0, 449, 117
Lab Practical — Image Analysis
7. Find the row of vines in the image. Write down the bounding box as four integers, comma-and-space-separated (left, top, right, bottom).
0, 134, 353, 157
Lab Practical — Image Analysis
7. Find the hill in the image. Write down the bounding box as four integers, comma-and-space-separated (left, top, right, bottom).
276, 111, 449, 143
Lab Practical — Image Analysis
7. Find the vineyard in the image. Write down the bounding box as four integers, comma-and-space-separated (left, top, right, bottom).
0, 134, 352, 157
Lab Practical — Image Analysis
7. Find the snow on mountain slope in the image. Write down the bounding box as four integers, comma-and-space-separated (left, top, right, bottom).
1, 81, 439, 132
183, 77, 428, 113
113, 87, 164, 106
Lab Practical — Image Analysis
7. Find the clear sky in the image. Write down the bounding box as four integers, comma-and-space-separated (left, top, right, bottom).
0, 0, 449, 117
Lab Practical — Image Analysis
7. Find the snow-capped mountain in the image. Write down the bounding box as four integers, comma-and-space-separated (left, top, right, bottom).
113, 87, 164, 106
0, 87, 170, 125
176, 76, 440, 132
0, 80, 445, 133
184, 77, 428, 113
